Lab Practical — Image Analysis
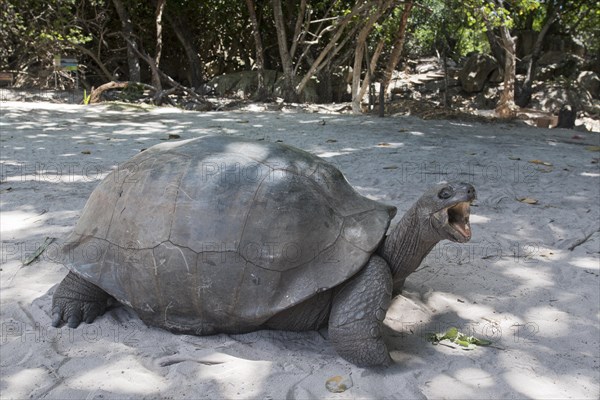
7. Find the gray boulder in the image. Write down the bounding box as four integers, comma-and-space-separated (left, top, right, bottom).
207, 70, 319, 102
577, 71, 600, 99
459, 53, 500, 93
208, 70, 278, 98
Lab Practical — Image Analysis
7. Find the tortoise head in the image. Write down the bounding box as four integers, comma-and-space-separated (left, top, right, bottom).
416, 181, 476, 243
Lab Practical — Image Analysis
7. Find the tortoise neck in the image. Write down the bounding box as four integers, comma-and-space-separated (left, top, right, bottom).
378, 204, 439, 291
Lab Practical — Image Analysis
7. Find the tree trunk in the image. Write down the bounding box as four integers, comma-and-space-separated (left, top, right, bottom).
112, 0, 140, 82
166, 13, 203, 89
272, 0, 296, 101
516, 11, 558, 107
357, 38, 385, 110
89, 81, 156, 104
245, 0, 269, 100
496, 25, 517, 118
294, 1, 370, 98
380, 1, 413, 106
151, 0, 166, 90
73, 44, 115, 82
289, 0, 307, 61
484, 23, 505, 68
351, 1, 392, 113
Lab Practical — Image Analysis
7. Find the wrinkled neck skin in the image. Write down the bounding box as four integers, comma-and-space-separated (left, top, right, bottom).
378, 203, 440, 293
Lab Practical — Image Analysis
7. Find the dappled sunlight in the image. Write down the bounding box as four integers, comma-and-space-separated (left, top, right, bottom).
426, 291, 501, 322
352, 185, 390, 201
547, 222, 569, 239
502, 369, 592, 399
498, 264, 555, 288
448, 122, 475, 128
522, 306, 571, 337
225, 141, 274, 160
1, 209, 47, 234
0, 101, 81, 113
2, 172, 109, 184
569, 256, 600, 270
73, 358, 170, 395
298, 118, 336, 124
424, 373, 479, 398
315, 150, 352, 158
563, 193, 598, 202
581, 172, 600, 178
453, 368, 496, 388
3, 368, 49, 399
211, 117, 250, 123
470, 214, 491, 224
194, 356, 274, 398
372, 142, 404, 148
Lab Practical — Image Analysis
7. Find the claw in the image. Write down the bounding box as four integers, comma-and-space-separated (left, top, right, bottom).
51, 272, 112, 329
51, 307, 64, 328
67, 313, 82, 329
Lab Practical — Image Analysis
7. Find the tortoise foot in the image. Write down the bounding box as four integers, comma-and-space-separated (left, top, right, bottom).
51, 272, 112, 328
329, 255, 393, 367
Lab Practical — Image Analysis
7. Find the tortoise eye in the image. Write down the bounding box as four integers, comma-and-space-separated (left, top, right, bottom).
438, 187, 453, 199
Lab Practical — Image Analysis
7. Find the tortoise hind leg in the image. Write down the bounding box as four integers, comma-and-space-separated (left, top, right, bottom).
329, 255, 393, 367
51, 272, 112, 328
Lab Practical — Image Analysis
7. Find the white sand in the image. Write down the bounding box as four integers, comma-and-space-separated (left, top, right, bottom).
1, 101, 599, 399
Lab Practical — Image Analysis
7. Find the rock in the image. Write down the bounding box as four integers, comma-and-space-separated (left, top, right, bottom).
416, 62, 440, 74
577, 71, 600, 99
537, 51, 565, 66
537, 52, 583, 79
582, 57, 600, 74
274, 75, 319, 103
182, 100, 214, 111
557, 105, 577, 129
207, 70, 319, 102
208, 70, 279, 98
530, 81, 596, 116
544, 34, 586, 57
459, 53, 499, 93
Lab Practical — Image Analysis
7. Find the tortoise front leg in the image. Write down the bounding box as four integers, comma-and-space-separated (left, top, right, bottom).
51, 272, 112, 328
328, 255, 393, 367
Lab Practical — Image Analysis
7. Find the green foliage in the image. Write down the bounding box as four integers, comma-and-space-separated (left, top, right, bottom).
119, 83, 145, 102
427, 327, 493, 349
83, 89, 91, 105
0, 0, 90, 84
405, 0, 492, 58
558, 0, 600, 55
1, 0, 598, 91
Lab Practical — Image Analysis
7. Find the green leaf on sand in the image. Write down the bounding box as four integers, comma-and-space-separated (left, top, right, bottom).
426, 326, 492, 349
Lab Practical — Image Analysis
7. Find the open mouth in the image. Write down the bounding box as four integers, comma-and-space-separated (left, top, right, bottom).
447, 201, 472, 241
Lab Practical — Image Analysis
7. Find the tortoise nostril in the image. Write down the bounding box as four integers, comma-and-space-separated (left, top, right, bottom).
459, 183, 475, 197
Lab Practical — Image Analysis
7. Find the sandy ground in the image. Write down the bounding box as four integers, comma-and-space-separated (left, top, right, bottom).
1, 100, 599, 399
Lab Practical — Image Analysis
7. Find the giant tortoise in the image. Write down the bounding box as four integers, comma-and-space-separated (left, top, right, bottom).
52, 135, 476, 366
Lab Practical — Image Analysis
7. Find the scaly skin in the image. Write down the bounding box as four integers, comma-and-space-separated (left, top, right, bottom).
329, 255, 393, 367
51, 272, 112, 328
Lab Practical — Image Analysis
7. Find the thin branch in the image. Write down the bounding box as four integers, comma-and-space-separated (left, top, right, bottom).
568, 229, 600, 251
289, 0, 307, 59
294, 1, 373, 94
89, 81, 156, 103
309, 16, 340, 24
72, 43, 116, 82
